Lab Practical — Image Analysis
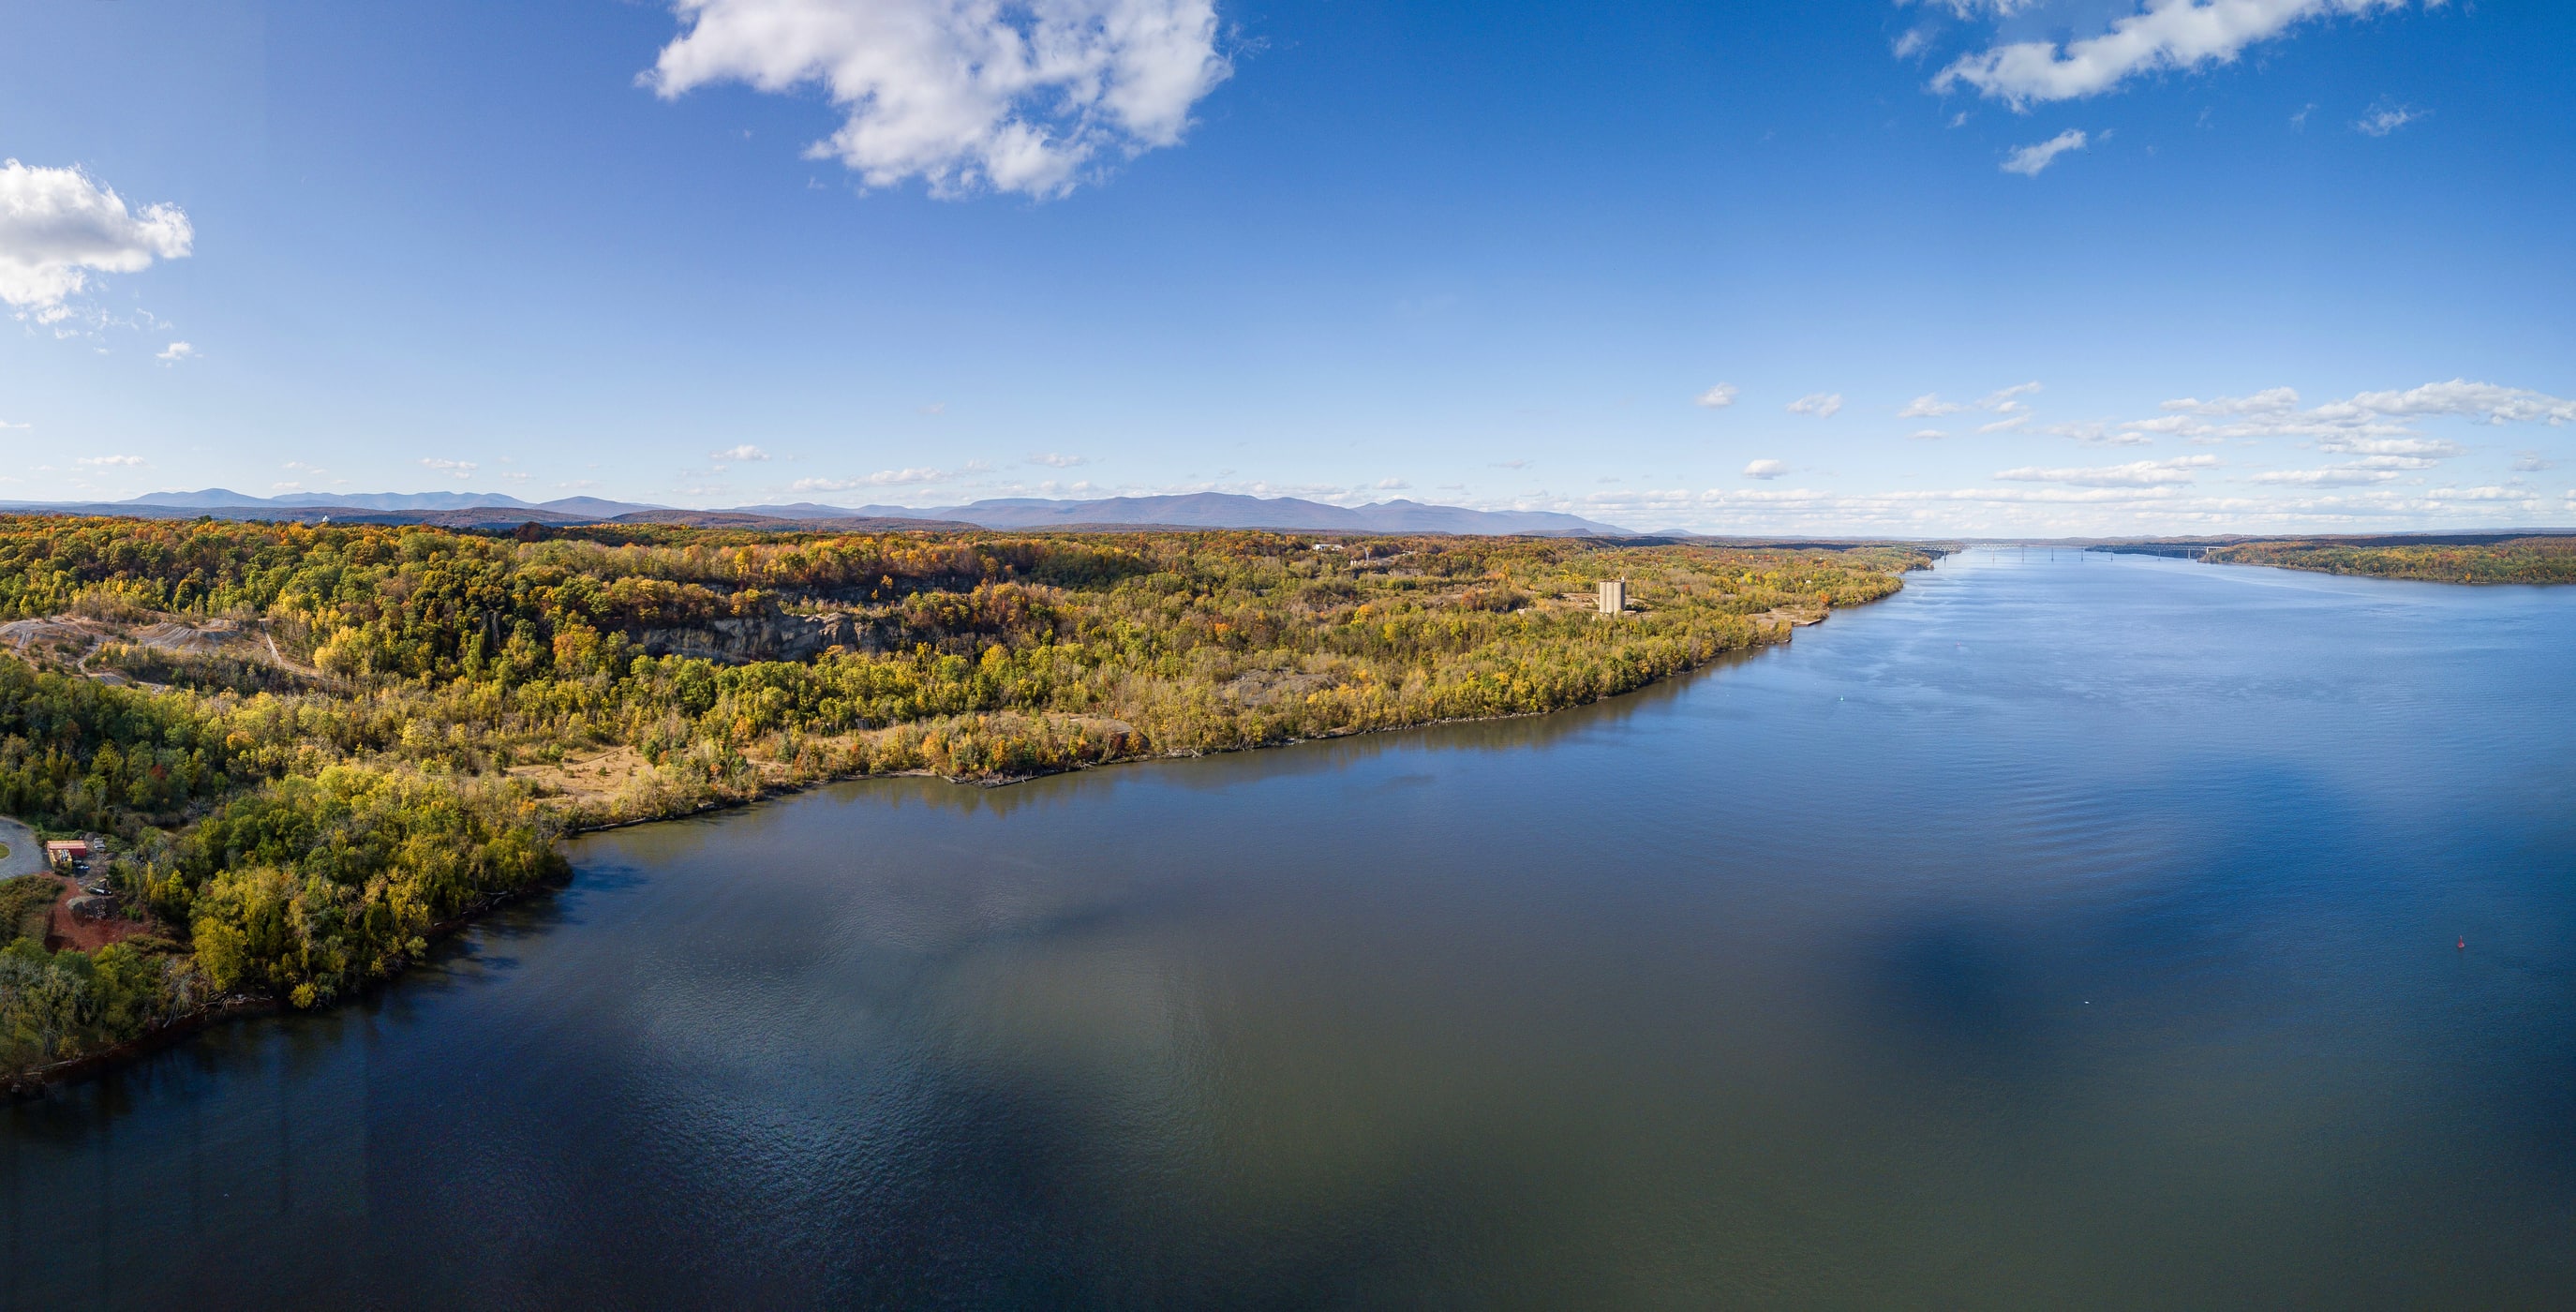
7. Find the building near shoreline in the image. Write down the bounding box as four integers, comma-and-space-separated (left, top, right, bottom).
1598, 580, 1628, 615
45, 840, 89, 871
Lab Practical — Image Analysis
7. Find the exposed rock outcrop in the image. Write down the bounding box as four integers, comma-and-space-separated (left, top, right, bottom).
629, 611, 893, 663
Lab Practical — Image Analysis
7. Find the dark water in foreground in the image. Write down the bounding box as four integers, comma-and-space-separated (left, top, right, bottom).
8, 552, 2576, 1308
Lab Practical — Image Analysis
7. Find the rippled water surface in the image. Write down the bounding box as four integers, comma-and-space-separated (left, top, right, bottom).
8, 552, 2576, 1308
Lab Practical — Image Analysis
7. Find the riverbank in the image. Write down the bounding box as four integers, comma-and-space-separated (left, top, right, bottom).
0, 589, 1904, 1096
0, 522, 1934, 1092
2206, 536, 2576, 584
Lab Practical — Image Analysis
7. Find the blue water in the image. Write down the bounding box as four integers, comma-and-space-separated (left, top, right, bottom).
7, 551, 2574, 1307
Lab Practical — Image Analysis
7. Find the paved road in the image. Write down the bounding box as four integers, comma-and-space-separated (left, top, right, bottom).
0, 818, 45, 877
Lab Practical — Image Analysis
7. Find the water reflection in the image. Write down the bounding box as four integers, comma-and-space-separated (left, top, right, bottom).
7, 554, 2576, 1307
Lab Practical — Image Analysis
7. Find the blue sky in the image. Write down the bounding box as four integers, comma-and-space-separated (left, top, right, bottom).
3, 0, 2570, 534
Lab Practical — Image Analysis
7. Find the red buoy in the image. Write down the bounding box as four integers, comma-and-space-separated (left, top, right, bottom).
2458, 937, 2466, 950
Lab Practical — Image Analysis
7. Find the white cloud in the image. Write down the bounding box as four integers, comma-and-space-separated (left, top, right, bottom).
2160, 386, 2301, 417
2310, 435, 2463, 457
420, 458, 478, 480
1993, 455, 2218, 486
2325, 380, 2575, 426
1786, 392, 1844, 419
710, 443, 771, 461
2425, 484, 2532, 502
1695, 382, 1739, 410
2131, 380, 2571, 452
1903, 381, 2040, 421
1744, 459, 1790, 480
2250, 465, 2405, 486
1911, 428, 1950, 440
1934, 1, 2418, 109
2355, 100, 2423, 137
1374, 477, 1410, 490
0, 417, 27, 430
0, 160, 193, 317
77, 455, 145, 468
2511, 452, 2555, 472
156, 341, 197, 364
646, 0, 1232, 199
2002, 128, 2088, 175
795, 468, 948, 491
1976, 413, 2031, 433
2041, 421, 2154, 446
1029, 452, 1090, 468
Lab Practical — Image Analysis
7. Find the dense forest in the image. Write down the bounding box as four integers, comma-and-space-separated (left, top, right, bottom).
0, 515, 1929, 1079
2206, 537, 2576, 584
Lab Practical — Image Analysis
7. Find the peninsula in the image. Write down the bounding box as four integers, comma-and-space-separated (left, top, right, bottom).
0, 515, 1929, 1083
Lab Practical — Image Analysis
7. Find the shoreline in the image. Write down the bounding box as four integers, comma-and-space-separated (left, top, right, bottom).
7, 586, 1894, 1097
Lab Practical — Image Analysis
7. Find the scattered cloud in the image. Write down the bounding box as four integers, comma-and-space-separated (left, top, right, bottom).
1933, 0, 2420, 109
1375, 477, 1410, 490
2160, 386, 2301, 418
2310, 436, 2462, 458
0, 417, 26, 430
2511, 452, 2555, 472
1993, 455, 2219, 486
2326, 380, 2574, 425
2249, 464, 2405, 486
0, 159, 193, 319
2356, 99, 2423, 137
1976, 413, 2031, 433
77, 455, 145, 468
2002, 128, 2087, 176
2130, 380, 2572, 452
1911, 428, 1950, 440
1029, 452, 1090, 468
1786, 392, 1844, 419
2291, 102, 2316, 129
1905, 381, 2040, 421
2041, 420, 2153, 446
794, 468, 948, 492
645, 0, 1233, 199
2423, 483, 2535, 501
1744, 459, 1790, 480
709, 443, 770, 461
420, 458, 478, 480
1490, 459, 1532, 470
918, 402, 946, 415
1893, 29, 1931, 59
1695, 382, 1739, 410
156, 341, 197, 364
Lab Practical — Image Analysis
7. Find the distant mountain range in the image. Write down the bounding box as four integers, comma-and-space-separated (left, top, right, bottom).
6, 489, 1633, 536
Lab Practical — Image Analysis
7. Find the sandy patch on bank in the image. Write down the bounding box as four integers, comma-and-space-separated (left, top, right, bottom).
506, 746, 654, 806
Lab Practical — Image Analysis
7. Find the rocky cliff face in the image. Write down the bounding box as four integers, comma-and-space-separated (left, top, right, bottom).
628, 611, 892, 663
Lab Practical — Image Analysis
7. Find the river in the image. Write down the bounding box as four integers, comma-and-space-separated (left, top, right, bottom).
7, 550, 2574, 1308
